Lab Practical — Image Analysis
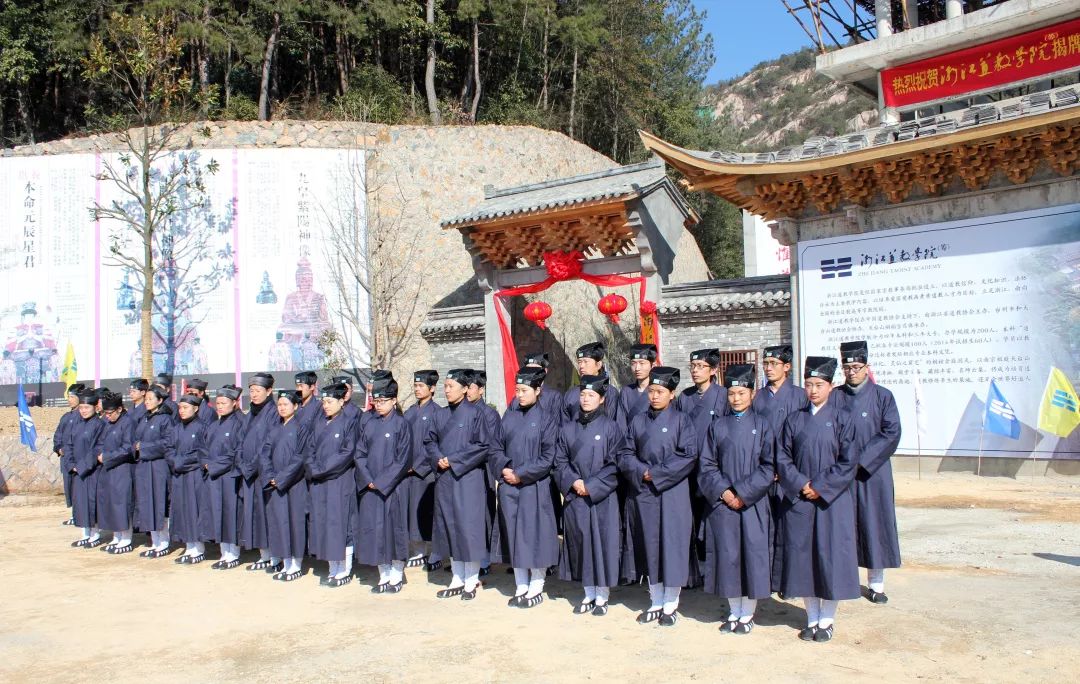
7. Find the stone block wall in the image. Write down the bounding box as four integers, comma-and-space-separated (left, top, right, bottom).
419, 304, 485, 398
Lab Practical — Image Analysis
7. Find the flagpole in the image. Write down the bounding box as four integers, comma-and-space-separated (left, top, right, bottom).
977, 427, 983, 477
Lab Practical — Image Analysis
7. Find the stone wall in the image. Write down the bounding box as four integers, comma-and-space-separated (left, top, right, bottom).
0, 407, 64, 494
418, 304, 486, 382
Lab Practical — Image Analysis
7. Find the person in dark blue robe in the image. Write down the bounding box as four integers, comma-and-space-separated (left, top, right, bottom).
128, 378, 149, 423
423, 368, 492, 600
677, 348, 727, 589
96, 392, 136, 554
170, 395, 209, 564
619, 367, 699, 626
753, 344, 807, 594
465, 368, 499, 576
261, 390, 309, 581
154, 373, 180, 418
200, 385, 245, 569
355, 376, 413, 593
53, 383, 85, 525
306, 383, 359, 587
555, 374, 622, 616
133, 386, 175, 557
239, 373, 280, 571
562, 342, 622, 424
837, 341, 902, 604
520, 352, 563, 417
403, 370, 440, 568
332, 374, 363, 431
294, 371, 322, 431
490, 367, 559, 608
70, 390, 106, 548
619, 344, 658, 421
776, 356, 860, 643
700, 364, 775, 634
187, 378, 216, 427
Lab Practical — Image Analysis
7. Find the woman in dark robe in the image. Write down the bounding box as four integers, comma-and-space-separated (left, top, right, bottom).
200, 385, 245, 570
96, 392, 136, 554
170, 395, 209, 564
776, 356, 860, 643
261, 390, 309, 582
239, 373, 279, 571
490, 367, 559, 609
306, 383, 359, 587
555, 375, 622, 616
134, 386, 175, 557
699, 364, 775, 634
618, 367, 699, 627
53, 383, 85, 526
70, 390, 106, 548
403, 370, 439, 568
354, 376, 413, 593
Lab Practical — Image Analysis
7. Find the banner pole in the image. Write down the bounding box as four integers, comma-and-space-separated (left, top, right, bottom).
977, 428, 983, 477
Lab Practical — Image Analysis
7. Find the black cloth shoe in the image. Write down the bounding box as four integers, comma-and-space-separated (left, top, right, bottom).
384, 581, 404, 593
508, 594, 526, 607
437, 586, 464, 599
798, 626, 818, 641
327, 575, 352, 588
519, 594, 544, 609
718, 620, 736, 633
109, 544, 134, 555
659, 611, 678, 627
85, 537, 105, 549
372, 583, 389, 594
591, 603, 609, 617
461, 587, 479, 601
424, 560, 443, 572
62, 518, 75, 526
247, 559, 274, 571
479, 566, 491, 578
405, 556, 427, 568
733, 620, 754, 635
71, 538, 90, 548
814, 625, 834, 642
867, 590, 889, 604
637, 609, 662, 624
573, 600, 594, 614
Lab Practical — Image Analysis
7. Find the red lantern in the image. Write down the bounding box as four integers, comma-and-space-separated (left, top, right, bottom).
524, 300, 553, 330
598, 293, 628, 325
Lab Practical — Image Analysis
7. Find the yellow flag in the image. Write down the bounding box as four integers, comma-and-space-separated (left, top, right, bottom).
60, 342, 78, 395
1038, 367, 1080, 438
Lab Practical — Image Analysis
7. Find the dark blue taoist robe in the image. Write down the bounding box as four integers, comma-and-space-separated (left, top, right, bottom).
133, 404, 175, 532
403, 399, 439, 544
238, 400, 278, 550
97, 411, 136, 533
562, 383, 622, 424
200, 410, 244, 544
354, 410, 412, 566
70, 414, 105, 529
168, 418, 208, 544
260, 416, 309, 560
306, 411, 358, 562
53, 409, 79, 508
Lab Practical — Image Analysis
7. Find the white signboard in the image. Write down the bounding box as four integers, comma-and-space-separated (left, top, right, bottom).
0, 148, 368, 387
798, 204, 1080, 459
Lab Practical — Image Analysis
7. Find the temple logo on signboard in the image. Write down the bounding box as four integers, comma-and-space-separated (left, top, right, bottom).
819, 256, 853, 279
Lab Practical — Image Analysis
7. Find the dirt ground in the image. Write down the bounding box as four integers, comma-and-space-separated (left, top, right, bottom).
1, 473, 1078, 683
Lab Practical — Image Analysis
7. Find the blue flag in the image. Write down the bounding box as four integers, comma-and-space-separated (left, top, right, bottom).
17, 383, 38, 452
984, 379, 1021, 439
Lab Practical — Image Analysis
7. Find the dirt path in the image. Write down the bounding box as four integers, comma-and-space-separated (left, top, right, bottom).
2, 473, 1078, 683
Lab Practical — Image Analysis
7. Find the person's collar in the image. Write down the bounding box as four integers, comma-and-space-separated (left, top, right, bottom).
768, 376, 788, 393
847, 379, 869, 394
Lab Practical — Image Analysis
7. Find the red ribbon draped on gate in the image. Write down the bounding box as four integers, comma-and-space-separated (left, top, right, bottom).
494, 250, 658, 401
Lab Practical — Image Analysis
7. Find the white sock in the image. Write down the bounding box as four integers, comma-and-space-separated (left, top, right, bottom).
222, 543, 239, 562
803, 597, 821, 628
726, 596, 741, 622
286, 557, 302, 574
868, 568, 886, 593
328, 560, 341, 578
449, 559, 465, 589
583, 585, 597, 603
259, 548, 271, 562
122, 528, 134, 546
819, 599, 839, 628
526, 567, 545, 599
648, 582, 664, 611
184, 542, 198, 557
463, 561, 481, 591
390, 560, 405, 585
271, 556, 282, 567
88, 527, 100, 542
513, 568, 530, 596
343, 547, 354, 577
193, 542, 205, 556
596, 587, 610, 606
740, 598, 757, 622
378, 564, 391, 584
662, 586, 681, 614
149, 531, 160, 548
79, 527, 92, 540
157, 529, 170, 550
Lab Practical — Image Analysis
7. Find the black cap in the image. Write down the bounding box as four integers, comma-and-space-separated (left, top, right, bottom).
579, 375, 609, 394
295, 371, 318, 386
371, 369, 394, 382
840, 341, 868, 364
249, 373, 274, 389
523, 352, 550, 369
277, 389, 302, 405
371, 378, 398, 399
148, 386, 170, 401
804, 356, 838, 380
690, 348, 721, 368
515, 367, 546, 389
129, 378, 149, 391
320, 383, 348, 400
178, 394, 202, 407
446, 369, 471, 386
187, 378, 208, 391
467, 369, 486, 388
219, 385, 242, 401
67, 383, 86, 395
763, 345, 793, 364
77, 390, 98, 406
723, 364, 756, 388
649, 366, 680, 391
628, 344, 658, 362
576, 342, 605, 361
154, 373, 173, 387
414, 370, 439, 387
101, 392, 124, 411
331, 375, 354, 387
93, 387, 109, 400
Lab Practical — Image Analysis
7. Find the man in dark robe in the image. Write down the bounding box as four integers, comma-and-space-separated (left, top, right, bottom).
776, 356, 860, 643
563, 342, 621, 424
186, 379, 216, 427
133, 386, 174, 557
465, 369, 498, 576
97, 392, 136, 554
404, 370, 440, 569
837, 340, 902, 604
70, 390, 106, 548
332, 374, 362, 430
202, 385, 245, 569
171, 395, 209, 563
239, 373, 280, 570
128, 378, 149, 422
619, 343, 658, 421
424, 368, 492, 600
53, 383, 85, 525
294, 371, 322, 431
619, 366, 699, 626
700, 364, 775, 634
521, 352, 563, 417
752, 344, 808, 594
154, 373, 179, 417
260, 390, 309, 581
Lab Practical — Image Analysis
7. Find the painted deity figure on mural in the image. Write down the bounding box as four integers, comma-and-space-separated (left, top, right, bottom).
278, 257, 331, 346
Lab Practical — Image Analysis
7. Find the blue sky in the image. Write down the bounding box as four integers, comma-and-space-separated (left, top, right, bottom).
692, 1, 816, 84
